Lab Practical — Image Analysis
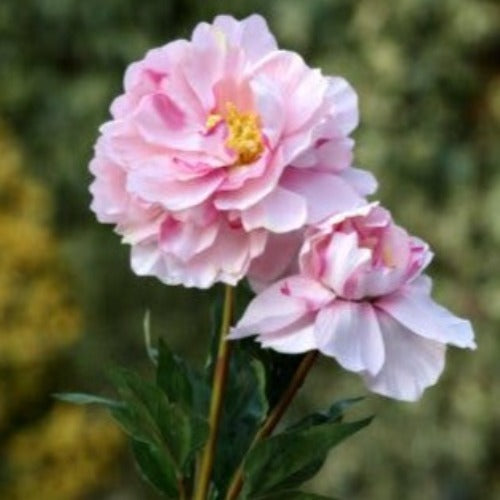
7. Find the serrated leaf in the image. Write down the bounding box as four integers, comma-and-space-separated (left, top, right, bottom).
131, 440, 178, 498
53, 392, 123, 408
242, 418, 372, 497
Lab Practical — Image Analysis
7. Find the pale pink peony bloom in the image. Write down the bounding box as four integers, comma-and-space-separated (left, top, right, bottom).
231, 204, 476, 401
89, 14, 376, 288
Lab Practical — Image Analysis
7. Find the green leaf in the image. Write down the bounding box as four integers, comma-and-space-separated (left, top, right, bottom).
108, 367, 164, 445
53, 392, 123, 408
242, 417, 372, 498
131, 439, 178, 498
285, 397, 365, 434
108, 366, 209, 473
157, 338, 210, 416
210, 344, 268, 495
157, 339, 194, 410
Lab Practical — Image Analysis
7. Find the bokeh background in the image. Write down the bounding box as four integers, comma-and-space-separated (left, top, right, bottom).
1, 0, 499, 498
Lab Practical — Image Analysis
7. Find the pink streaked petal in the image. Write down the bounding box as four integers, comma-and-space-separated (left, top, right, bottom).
258, 314, 317, 354
363, 310, 446, 401
321, 231, 372, 293
375, 281, 476, 349
314, 301, 384, 375
280, 169, 367, 224
214, 148, 286, 210
230, 275, 333, 337
241, 186, 307, 233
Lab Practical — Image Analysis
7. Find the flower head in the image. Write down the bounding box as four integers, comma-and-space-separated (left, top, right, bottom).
231, 204, 475, 401
89, 14, 375, 288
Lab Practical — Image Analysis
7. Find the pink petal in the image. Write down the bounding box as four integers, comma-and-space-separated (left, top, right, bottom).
250, 75, 285, 148
126, 158, 224, 211
338, 167, 378, 196
159, 217, 219, 262
314, 301, 384, 375
314, 138, 354, 172
325, 76, 359, 135
258, 314, 317, 354
214, 149, 286, 211
280, 169, 367, 224
133, 94, 203, 151
253, 51, 328, 135
241, 186, 307, 233
363, 310, 446, 401
320, 231, 372, 294
230, 275, 334, 337
248, 230, 303, 292
375, 280, 476, 349
213, 14, 278, 63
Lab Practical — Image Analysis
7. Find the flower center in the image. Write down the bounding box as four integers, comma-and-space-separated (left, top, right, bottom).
206, 102, 264, 165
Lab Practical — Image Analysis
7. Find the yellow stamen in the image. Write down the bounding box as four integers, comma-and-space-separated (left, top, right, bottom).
206, 113, 223, 130
224, 102, 264, 165
382, 244, 396, 268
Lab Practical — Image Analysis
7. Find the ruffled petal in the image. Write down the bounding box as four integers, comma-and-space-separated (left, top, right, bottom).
213, 14, 278, 63
280, 169, 367, 224
230, 275, 334, 337
375, 278, 476, 349
241, 186, 307, 233
258, 314, 317, 353
363, 310, 446, 401
315, 301, 384, 375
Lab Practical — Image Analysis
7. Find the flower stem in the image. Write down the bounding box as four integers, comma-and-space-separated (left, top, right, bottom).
225, 350, 319, 500
194, 285, 234, 500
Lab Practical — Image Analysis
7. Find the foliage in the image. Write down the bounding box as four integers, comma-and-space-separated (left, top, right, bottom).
0, 404, 123, 500
0, 127, 124, 498
58, 311, 371, 499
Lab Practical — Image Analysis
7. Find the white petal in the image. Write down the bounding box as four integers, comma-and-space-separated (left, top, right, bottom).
363, 310, 446, 401
375, 281, 476, 349
314, 301, 384, 375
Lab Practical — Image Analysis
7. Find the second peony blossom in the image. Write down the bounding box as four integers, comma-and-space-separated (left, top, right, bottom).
89, 14, 375, 288
230, 204, 476, 401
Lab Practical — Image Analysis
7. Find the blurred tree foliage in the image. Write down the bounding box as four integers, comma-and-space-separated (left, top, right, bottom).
0, 127, 125, 498
0, 0, 499, 499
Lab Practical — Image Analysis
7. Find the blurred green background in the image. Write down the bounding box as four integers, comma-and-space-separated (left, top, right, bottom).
0, 0, 499, 498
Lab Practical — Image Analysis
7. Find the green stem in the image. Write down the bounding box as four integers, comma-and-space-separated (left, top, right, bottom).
194, 285, 234, 500
225, 351, 319, 500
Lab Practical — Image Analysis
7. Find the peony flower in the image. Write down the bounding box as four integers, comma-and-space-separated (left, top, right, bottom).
89, 14, 376, 288
231, 204, 476, 401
